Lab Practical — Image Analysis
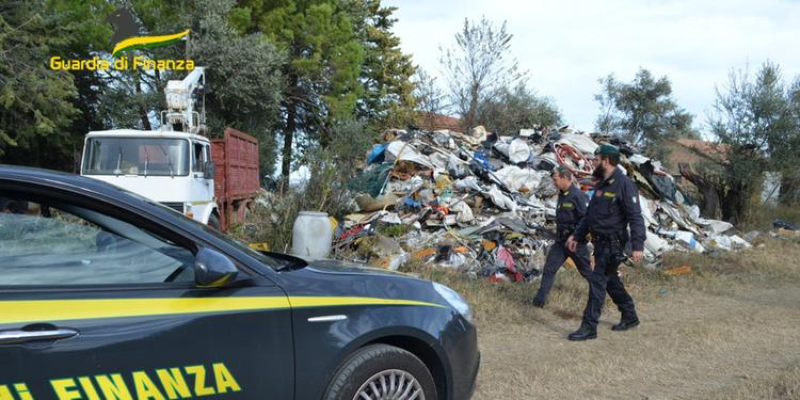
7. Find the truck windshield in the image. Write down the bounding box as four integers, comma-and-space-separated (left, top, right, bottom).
83, 137, 190, 177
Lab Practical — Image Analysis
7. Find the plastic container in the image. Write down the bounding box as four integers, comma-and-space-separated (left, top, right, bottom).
291, 211, 333, 258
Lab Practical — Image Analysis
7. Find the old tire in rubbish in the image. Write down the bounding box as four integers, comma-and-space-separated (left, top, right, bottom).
323, 344, 437, 400
208, 213, 222, 231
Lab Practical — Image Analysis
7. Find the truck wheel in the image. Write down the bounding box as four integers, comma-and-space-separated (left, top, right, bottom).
323, 344, 437, 400
208, 213, 222, 230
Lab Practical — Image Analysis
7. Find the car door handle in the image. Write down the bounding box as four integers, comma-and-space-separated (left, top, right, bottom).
0, 327, 79, 345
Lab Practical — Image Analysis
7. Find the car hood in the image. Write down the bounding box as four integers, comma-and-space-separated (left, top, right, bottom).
303, 258, 418, 278
272, 256, 447, 306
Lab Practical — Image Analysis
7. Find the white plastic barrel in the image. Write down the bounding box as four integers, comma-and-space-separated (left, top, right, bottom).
291, 211, 333, 258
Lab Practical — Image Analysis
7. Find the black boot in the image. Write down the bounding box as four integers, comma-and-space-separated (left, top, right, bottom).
611, 318, 640, 331
568, 325, 597, 341
532, 294, 546, 308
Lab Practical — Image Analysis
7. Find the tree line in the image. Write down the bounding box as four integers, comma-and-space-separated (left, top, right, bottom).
1, 4, 798, 223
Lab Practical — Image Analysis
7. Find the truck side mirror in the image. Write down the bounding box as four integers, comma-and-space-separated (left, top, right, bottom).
204, 161, 216, 179
194, 247, 238, 288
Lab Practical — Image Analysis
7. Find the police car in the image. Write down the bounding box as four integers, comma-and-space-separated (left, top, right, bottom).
0, 165, 479, 400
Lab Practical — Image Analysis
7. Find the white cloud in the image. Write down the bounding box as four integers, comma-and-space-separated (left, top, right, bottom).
385, 0, 800, 131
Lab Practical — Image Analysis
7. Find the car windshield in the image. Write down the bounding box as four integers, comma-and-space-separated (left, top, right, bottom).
83, 137, 189, 177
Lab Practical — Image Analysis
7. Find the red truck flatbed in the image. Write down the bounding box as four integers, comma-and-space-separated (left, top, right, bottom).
211, 128, 259, 230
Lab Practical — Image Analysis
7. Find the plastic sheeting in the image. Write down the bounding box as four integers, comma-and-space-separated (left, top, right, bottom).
484, 185, 517, 211
557, 133, 598, 156
492, 166, 544, 192
384, 141, 435, 169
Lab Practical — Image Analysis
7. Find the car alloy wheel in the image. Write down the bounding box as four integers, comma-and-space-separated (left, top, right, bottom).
352, 369, 425, 400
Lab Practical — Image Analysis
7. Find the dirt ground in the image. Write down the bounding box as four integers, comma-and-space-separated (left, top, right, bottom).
409, 236, 800, 399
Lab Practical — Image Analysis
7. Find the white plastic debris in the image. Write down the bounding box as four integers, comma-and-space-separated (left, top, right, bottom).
492, 166, 543, 192
484, 185, 517, 211
508, 138, 531, 164
449, 201, 475, 223
557, 133, 598, 156
454, 176, 484, 192
384, 141, 435, 169
645, 231, 673, 256
676, 231, 705, 252
379, 212, 402, 225
705, 234, 752, 251
639, 195, 658, 227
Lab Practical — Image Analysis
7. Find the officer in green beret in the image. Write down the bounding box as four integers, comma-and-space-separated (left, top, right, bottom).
565, 144, 645, 341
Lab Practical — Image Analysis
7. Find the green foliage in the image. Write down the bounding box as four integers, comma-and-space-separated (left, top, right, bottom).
233, 0, 413, 182
377, 223, 409, 238
709, 61, 800, 219
182, 0, 285, 175
595, 68, 696, 150
346, 0, 416, 127
440, 16, 523, 131
476, 83, 561, 135
234, 0, 366, 181
89, 0, 285, 176
0, 0, 81, 166
231, 120, 375, 251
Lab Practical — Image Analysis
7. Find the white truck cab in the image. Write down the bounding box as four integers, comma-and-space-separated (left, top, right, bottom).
79, 67, 226, 228
80, 129, 218, 226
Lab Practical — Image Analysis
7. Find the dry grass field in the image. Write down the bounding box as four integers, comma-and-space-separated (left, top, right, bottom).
403, 235, 800, 399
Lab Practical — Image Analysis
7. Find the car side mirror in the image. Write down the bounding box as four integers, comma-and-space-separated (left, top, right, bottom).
194, 247, 238, 288
203, 161, 216, 180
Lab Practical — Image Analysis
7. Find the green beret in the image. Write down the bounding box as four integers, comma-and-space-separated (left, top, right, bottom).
595, 144, 620, 156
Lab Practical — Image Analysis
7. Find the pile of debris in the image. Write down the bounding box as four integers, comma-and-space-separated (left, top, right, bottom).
330, 125, 752, 282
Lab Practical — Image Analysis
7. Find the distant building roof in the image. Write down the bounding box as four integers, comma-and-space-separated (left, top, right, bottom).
416, 112, 462, 132
664, 139, 730, 174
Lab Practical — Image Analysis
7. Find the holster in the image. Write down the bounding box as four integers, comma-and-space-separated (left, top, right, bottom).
592, 231, 629, 262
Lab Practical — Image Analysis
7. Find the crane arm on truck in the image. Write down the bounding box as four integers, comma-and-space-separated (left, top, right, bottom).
163, 67, 206, 134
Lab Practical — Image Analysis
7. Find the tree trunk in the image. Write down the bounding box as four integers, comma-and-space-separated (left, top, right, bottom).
679, 163, 722, 220
779, 172, 800, 206
465, 83, 479, 132
281, 74, 299, 191
135, 78, 152, 131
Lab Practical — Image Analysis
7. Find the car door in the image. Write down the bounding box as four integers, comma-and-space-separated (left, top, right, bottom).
0, 186, 293, 399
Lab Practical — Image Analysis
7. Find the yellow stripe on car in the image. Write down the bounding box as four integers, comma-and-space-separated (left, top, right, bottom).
0, 296, 443, 325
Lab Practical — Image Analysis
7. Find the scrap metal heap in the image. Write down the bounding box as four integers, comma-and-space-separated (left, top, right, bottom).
331, 125, 752, 282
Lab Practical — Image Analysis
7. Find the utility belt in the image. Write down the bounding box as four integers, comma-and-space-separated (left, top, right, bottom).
557, 224, 577, 240
590, 231, 627, 246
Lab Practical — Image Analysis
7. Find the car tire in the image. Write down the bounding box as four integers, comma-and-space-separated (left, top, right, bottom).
208, 213, 222, 230
323, 344, 437, 400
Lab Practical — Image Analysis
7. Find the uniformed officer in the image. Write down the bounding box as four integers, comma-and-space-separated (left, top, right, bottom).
566, 144, 645, 341
533, 167, 592, 307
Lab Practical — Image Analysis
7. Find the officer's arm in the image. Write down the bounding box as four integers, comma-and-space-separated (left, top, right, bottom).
572, 212, 589, 243
622, 180, 646, 251
574, 190, 588, 220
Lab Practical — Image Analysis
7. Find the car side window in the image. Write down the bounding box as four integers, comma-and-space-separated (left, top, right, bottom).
0, 195, 195, 286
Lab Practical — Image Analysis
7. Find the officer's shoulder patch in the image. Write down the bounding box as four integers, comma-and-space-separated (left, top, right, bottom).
632, 196, 638, 203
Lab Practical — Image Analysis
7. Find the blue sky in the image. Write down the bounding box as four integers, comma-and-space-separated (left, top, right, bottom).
384, 0, 800, 132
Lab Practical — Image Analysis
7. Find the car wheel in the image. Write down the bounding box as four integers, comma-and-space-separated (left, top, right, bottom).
208, 213, 222, 230
323, 344, 437, 400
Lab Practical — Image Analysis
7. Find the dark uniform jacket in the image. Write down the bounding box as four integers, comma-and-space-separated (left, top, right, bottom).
573, 167, 646, 251
556, 184, 587, 234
